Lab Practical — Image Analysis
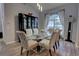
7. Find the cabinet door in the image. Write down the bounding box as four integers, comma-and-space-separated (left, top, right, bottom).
18, 13, 24, 31
31, 17, 38, 28
27, 16, 31, 29
31, 17, 35, 28
24, 15, 27, 30
26, 17, 28, 29
35, 18, 38, 28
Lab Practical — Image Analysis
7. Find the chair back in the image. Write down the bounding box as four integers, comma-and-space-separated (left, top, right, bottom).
49, 31, 60, 49
16, 31, 28, 48
26, 29, 32, 36
55, 30, 61, 42
33, 28, 38, 35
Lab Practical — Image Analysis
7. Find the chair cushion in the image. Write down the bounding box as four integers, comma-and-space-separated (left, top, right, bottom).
40, 39, 50, 49
28, 40, 37, 48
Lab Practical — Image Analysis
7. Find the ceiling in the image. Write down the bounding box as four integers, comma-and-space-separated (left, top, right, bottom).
24, 3, 66, 12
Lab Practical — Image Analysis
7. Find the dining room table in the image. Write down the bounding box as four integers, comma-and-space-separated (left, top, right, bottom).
26, 32, 51, 52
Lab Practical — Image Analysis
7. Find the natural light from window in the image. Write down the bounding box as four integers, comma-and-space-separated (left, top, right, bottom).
46, 14, 64, 36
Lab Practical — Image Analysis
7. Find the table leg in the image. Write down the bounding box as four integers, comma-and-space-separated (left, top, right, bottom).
37, 45, 41, 52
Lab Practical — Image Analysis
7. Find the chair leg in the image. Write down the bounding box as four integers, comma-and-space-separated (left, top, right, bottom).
27, 50, 29, 56
55, 42, 57, 49
58, 41, 60, 47
21, 47, 23, 55
53, 46, 56, 52
49, 49, 52, 56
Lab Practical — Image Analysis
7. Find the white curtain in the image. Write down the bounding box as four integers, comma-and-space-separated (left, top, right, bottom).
58, 11, 65, 38
44, 14, 50, 31
58, 11, 64, 28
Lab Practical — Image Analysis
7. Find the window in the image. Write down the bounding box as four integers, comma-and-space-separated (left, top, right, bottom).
46, 14, 64, 35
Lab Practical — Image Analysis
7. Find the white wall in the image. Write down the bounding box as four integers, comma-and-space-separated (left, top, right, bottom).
0, 9, 2, 32
39, 4, 78, 43
0, 3, 4, 40
4, 3, 39, 44
64, 4, 78, 43
0, 4, 3, 32
39, 12, 45, 31
76, 4, 79, 47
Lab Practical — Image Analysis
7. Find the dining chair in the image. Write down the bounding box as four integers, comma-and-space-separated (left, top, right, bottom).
16, 31, 37, 56
33, 28, 38, 35
26, 29, 33, 36
55, 30, 61, 48
40, 31, 60, 56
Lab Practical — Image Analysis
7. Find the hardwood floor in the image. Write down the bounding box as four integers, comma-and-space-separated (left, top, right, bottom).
0, 40, 79, 56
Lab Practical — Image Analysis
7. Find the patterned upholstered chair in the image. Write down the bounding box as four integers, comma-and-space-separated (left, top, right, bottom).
33, 28, 38, 35
40, 31, 60, 55
16, 31, 37, 55
26, 29, 33, 36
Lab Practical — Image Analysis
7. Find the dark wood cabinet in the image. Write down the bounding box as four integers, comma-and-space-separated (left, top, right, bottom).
18, 13, 38, 32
